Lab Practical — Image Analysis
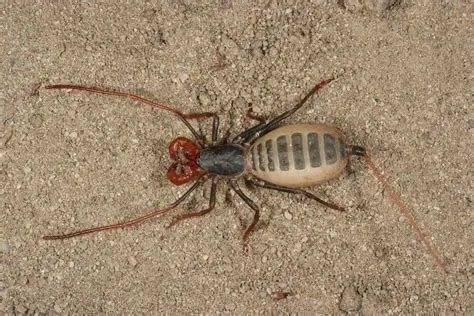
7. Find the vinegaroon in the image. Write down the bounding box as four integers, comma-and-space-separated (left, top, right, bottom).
43, 78, 448, 273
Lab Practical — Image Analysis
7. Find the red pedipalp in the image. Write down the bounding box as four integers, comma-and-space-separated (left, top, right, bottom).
167, 162, 203, 186
167, 137, 203, 185
168, 137, 200, 161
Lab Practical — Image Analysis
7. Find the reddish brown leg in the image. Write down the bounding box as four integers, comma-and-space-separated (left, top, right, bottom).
167, 177, 218, 228
184, 112, 219, 144
182, 113, 215, 120
45, 84, 217, 146
228, 179, 260, 249
246, 178, 345, 212
234, 78, 334, 145
43, 181, 202, 240
246, 108, 266, 124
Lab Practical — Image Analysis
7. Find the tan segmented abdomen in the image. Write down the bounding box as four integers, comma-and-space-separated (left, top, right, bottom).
248, 124, 349, 188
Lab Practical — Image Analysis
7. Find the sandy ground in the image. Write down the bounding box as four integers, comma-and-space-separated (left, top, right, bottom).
2, 0, 472, 314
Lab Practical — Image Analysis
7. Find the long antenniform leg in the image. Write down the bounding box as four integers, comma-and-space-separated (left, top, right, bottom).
233, 78, 334, 144
43, 181, 202, 240
166, 177, 218, 228
362, 152, 449, 274
246, 178, 345, 212
228, 180, 261, 247
45, 84, 218, 147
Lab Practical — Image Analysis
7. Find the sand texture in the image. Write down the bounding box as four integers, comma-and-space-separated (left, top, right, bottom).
2, 1, 472, 314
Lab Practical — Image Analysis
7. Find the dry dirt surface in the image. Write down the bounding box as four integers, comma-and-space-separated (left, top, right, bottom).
2, 1, 472, 314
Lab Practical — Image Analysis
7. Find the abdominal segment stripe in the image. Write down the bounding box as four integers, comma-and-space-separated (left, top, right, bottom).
339, 137, 346, 159
276, 136, 289, 171
291, 133, 304, 170
324, 134, 337, 165
265, 139, 275, 171
307, 133, 321, 167
253, 132, 344, 172
257, 143, 265, 171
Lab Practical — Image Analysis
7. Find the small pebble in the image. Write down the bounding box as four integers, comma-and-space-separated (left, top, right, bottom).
426, 96, 437, 105
365, 0, 398, 13
268, 47, 279, 58
178, 72, 189, 83
224, 302, 236, 311
375, 248, 384, 258
69, 131, 77, 138
278, 282, 288, 289
16, 304, 27, 314
233, 96, 247, 109
339, 286, 362, 312
0, 289, 7, 301
29, 113, 44, 128
293, 243, 302, 253
0, 241, 8, 253
54, 303, 62, 313
222, 256, 232, 264
198, 91, 211, 107
341, 0, 398, 14
18, 277, 28, 286
284, 211, 293, 220
127, 256, 138, 266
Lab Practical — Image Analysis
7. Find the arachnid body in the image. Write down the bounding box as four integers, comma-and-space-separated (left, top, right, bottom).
43, 78, 448, 273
